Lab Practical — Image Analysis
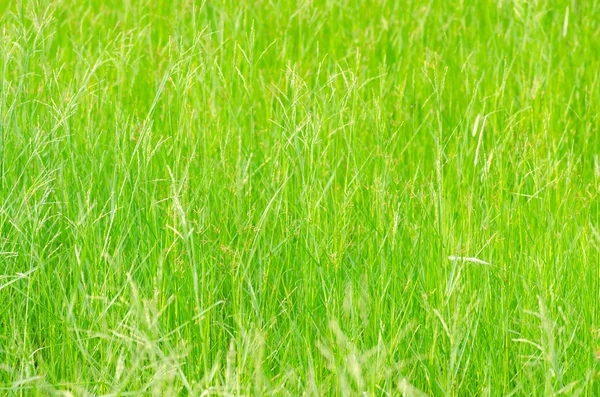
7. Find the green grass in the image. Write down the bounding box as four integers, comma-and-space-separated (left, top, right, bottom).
1, 0, 599, 395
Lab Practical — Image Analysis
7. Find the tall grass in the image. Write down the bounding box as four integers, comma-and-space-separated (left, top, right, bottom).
0, 0, 599, 395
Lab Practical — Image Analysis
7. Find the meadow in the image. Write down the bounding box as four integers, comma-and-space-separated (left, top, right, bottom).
1, 0, 600, 395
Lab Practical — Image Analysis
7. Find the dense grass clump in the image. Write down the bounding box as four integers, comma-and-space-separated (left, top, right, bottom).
1, 0, 599, 395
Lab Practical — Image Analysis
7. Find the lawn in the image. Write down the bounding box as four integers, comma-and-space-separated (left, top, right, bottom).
1, 0, 599, 395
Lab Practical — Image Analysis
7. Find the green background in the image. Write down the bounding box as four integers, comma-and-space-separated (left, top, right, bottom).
1, 0, 599, 395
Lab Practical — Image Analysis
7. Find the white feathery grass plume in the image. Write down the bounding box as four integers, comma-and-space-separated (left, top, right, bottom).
472, 114, 481, 137
474, 115, 487, 166
0, 267, 37, 292
448, 256, 490, 265
563, 7, 569, 38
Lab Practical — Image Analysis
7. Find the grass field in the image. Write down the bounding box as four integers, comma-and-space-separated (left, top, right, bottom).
1, 0, 600, 395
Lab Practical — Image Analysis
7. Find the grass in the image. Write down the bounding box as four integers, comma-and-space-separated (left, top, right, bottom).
0, 0, 599, 395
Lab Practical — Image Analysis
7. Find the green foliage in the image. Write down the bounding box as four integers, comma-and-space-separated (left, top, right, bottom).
0, 0, 599, 395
